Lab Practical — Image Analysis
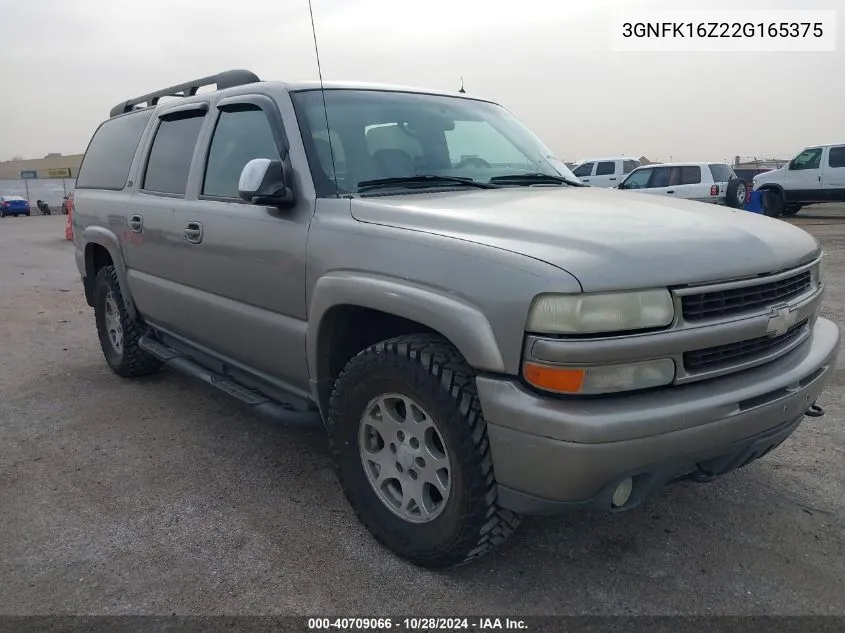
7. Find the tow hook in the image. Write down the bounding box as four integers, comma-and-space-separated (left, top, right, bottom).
805, 400, 825, 418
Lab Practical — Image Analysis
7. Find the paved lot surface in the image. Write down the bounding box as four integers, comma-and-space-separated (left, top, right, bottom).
2, 208, 844, 615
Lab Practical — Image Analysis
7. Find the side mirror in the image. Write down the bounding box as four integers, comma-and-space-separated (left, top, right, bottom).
788, 160, 797, 170
238, 158, 296, 207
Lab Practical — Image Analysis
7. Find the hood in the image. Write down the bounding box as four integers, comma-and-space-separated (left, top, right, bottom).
754, 166, 787, 184
350, 187, 820, 292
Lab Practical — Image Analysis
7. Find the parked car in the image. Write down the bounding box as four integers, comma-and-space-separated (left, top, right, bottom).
753, 143, 845, 217
61, 192, 74, 215
73, 70, 838, 569
0, 195, 31, 217
615, 162, 747, 208
571, 156, 641, 187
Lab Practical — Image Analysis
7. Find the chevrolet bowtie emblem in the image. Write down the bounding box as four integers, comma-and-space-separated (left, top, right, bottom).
767, 305, 798, 337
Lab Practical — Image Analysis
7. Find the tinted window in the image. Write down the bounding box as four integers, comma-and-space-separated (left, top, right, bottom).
680, 166, 701, 185
828, 146, 845, 168
649, 166, 674, 188
708, 164, 734, 183
622, 160, 639, 174
572, 162, 594, 177
596, 161, 616, 176
620, 168, 652, 189
203, 107, 280, 198
143, 113, 205, 195
792, 148, 822, 170
76, 110, 153, 190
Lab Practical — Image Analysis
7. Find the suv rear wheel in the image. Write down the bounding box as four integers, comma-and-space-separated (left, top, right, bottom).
327, 334, 521, 568
94, 265, 161, 377
726, 179, 747, 209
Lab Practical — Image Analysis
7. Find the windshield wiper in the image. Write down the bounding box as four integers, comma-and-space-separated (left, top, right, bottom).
489, 173, 586, 187
357, 175, 499, 193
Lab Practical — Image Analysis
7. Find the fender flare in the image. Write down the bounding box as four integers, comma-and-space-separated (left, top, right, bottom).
82, 226, 138, 321
307, 272, 507, 380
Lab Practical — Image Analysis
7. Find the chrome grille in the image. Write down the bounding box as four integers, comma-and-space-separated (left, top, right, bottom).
682, 270, 812, 321
684, 319, 808, 372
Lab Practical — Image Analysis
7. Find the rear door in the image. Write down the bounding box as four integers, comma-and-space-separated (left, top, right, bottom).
123, 104, 209, 330
678, 165, 707, 201
707, 164, 735, 203
822, 145, 845, 202
784, 147, 824, 202
590, 160, 618, 188
572, 161, 595, 185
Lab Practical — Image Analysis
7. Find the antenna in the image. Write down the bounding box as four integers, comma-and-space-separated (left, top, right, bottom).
458, 76, 466, 94
307, 0, 339, 197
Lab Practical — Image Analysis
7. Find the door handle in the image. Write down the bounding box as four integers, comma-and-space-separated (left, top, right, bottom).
582, 178, 590, 182
128, 214, 143, 233
609, 177, 616, 181
184, 221, 203, 244
666, 190, 675, 194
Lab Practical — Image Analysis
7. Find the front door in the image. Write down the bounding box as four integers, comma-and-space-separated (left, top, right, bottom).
784, 147, 824, 203
572, 161, 595, 185
169, 95, 312, 391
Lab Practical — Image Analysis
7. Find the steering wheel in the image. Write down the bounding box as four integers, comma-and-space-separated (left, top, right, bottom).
453, 156, 492, 169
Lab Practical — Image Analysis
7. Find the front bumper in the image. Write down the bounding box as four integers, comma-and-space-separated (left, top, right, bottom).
478, 317, 839, 514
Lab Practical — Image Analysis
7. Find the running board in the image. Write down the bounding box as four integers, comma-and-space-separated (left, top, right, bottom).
139, 334, 321, 428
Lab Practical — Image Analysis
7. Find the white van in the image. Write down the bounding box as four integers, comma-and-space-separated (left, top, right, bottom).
752, 143, 845, 216
571, 157, 641, 187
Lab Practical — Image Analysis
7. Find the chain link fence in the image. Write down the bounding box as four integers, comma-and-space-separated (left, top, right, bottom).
0, 178, 77, 211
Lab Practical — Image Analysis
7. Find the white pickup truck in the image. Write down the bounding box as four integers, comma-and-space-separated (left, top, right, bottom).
753, 143, 845, 217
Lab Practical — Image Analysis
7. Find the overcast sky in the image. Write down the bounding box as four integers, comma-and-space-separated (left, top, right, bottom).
0, 0, 841, 163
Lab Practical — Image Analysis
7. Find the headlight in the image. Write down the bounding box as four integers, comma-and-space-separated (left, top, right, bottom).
815, 252, 827, 287
526, 290, 674, 334
523, 359, 676, 395
752, 179, 761, 191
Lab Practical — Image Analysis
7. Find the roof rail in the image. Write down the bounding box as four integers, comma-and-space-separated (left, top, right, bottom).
109, 69, 261, 118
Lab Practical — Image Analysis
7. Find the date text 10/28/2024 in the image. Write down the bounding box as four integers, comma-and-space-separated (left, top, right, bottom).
307, 618, 528, 631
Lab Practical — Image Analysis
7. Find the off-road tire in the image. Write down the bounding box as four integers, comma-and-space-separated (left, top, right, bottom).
94, 265, 161, 378
327, 334, 521, 568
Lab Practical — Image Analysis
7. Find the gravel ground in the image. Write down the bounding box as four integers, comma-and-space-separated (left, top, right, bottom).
1, 208, 844, 616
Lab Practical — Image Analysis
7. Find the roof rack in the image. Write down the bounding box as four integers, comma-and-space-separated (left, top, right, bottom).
109, 69, 261, 118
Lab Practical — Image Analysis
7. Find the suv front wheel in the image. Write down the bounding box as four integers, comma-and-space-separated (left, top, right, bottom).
327, 334, 521, 568
94, 265, 161, 377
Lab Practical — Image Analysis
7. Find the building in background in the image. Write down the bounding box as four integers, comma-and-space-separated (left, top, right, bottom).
0, 153, 84, 180
0, 153, 83, 206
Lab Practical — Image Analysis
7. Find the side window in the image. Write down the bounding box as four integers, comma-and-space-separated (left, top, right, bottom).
572, 162, 594, 177
203, 107, 281, 199
620, 168, 651, 189
828, 146, 845, 168
622, 160, 638, 174
76, 110, 153, 190
649, 166, 673, 188
595, 161, 616, 176
142, 113, 205, 195
680, 166, 702, 185
792, 148, 823, 170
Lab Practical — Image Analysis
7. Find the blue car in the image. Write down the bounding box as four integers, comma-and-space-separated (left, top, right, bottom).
0, 195, 31, 217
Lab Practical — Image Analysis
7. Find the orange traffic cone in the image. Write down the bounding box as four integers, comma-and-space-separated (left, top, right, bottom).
65, 208, 73, 240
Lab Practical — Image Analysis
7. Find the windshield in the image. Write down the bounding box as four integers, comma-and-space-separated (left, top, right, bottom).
291, 89, 575, 195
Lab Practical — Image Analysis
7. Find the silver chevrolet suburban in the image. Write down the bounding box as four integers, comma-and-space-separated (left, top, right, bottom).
73, 69, 839, 568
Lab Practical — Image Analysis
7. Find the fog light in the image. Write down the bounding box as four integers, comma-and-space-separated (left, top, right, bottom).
612, 477, 633, 508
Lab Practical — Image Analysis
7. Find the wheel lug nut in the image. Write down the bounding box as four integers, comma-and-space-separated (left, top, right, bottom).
390, 443, 397, 453
409, 469, 418, 480
396, 462, 404, 473
397, 431, 405, 442
415, 457, 425, 468
410, 437, 419, 449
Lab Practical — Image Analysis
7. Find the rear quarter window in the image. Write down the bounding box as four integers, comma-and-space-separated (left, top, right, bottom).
708, 164, 734, 183
622, 160, 639, 174
76, 110, 153, 190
